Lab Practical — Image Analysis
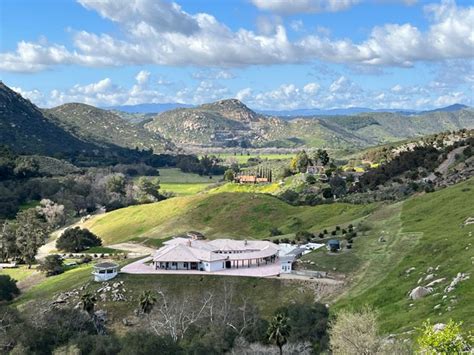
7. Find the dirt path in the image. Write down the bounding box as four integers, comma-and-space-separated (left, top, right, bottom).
108, 243, 156, 256
426, 146, 465, 181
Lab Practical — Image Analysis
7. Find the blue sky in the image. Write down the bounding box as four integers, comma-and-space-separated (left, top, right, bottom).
0, 0, 473, 110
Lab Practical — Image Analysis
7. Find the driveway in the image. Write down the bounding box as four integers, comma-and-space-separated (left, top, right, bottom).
121, 257, 281, 278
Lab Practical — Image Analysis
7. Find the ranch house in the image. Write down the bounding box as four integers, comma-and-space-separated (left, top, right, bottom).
153, 238, 279, 272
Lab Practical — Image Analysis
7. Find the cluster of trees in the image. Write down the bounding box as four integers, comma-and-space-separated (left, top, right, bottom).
0, 170, 170, 220
176, 154, 225, 176
0, 287, 330, 354
1, 291, 471, 354
289, 149, 330, 174
359, 146, 441, 190
0, 144, 229, 218
0, 205, 55, 267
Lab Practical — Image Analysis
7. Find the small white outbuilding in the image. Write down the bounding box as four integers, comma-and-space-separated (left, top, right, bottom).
92, 262, 119, 282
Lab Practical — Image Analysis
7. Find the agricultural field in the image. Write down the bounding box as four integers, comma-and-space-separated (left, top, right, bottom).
157, 167, 222, 196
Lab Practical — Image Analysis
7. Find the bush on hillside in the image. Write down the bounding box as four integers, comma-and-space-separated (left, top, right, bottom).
56, 227, 102, 253
0, 275, 20, 301
38, 254, 64, 276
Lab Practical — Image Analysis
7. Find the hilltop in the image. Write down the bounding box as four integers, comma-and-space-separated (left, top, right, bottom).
83, 192, 374, 244
45, 103, 174, 153
0, 82, 95, 155
145, 98, 474, 150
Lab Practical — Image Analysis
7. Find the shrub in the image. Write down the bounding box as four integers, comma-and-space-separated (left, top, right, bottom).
56, 227, 102, 252
269, 227, 283, 237
38, 254, 64, 276
417, 319, 473, 354
295, 231, 314, 242
0, 275, 20, 301
306, 175, 317, 185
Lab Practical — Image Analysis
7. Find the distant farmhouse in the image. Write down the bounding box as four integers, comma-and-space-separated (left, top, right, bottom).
153, 238, 279, 272
235, 167, 273, 184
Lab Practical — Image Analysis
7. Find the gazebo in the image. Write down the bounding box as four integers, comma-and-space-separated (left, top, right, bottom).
92, 262, 119, 282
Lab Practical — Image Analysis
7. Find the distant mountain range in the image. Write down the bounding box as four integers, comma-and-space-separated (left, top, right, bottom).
1, 80, 473, 155
109, 101, 469, 117
257, 103, 469, 117
144, 99, 474, 149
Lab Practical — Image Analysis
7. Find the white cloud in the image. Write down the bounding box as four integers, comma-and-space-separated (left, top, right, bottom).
0, 0, 472, 72
250, 0, 359, 15
135, 70, 150, 85
236, 88, 252, 102
191, 69, 236, 80
11, 86, 44, 103
303, 82, 320, 94
290, 20, 304, 32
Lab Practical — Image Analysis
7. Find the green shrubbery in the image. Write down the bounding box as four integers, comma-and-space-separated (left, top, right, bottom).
56, 227, 102, 253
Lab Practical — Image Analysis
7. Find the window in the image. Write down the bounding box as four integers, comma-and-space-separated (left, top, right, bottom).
172, 262, 177, 266
184, 262, 188, 268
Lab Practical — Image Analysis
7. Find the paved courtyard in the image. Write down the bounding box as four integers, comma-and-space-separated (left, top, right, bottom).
121, 256, 281, 277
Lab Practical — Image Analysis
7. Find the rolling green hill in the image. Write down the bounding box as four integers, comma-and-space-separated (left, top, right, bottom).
83, 192, 375, 244
333, 178, 474, 333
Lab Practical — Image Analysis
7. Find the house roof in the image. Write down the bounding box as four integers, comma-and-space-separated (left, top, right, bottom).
154, 238, 279, 263
94, 262, 119, 269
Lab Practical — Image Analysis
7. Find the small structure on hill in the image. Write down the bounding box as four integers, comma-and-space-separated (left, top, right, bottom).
306, 165, 325, 175
235, 167, 273, 184
186, 231, 206, 240
327, 239, 341, 252
92, 262, 119, 282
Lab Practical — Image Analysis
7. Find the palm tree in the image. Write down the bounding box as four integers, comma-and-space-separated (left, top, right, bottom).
80, 292, 97, 315
138, 290, 157, 314
267, 313, 291, 355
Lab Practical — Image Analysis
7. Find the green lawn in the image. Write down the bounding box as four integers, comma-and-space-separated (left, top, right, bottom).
154, 168, 222, 196
0, 266, 37, 282
158, 168, 223, 183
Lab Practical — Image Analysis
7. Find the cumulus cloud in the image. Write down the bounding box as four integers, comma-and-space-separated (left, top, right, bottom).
0, 0, 472, 72
250, 0, 359, 15
135, 70, 151, 85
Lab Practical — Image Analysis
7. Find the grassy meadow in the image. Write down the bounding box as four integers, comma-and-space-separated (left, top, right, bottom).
331, 178, 474, 333
156, 167, 222, 196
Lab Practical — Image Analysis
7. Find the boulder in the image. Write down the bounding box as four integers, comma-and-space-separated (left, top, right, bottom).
409, 286, 433, 300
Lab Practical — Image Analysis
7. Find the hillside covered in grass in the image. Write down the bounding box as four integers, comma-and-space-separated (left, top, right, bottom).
333, 178, 474, 333
83, 192, 375, 244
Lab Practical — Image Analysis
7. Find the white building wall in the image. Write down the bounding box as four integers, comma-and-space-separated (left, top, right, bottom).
93, 270, 118, 282
280, 260, 292, 273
